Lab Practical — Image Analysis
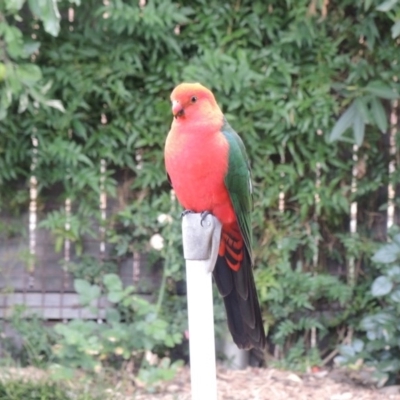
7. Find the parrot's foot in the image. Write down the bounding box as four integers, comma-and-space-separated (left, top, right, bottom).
200, 211, 212, 226
181, 210, 212, 226
181, 209, 194, 218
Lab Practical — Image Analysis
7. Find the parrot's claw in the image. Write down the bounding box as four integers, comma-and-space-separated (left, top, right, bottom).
200, 211, 212, 226
181, 210, 212, 226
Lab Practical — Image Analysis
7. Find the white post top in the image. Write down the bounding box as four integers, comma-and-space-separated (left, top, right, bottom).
181, 212, 221, 400
182, 213, 222, 270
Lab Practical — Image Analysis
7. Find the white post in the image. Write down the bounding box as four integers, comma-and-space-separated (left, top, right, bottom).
182, 213, 221, 400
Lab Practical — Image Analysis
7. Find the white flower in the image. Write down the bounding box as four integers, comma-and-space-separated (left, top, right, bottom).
157, 213, 173, 224
150, 233, 164, 250
145, 350, 158, 365
114, 347, 124, 355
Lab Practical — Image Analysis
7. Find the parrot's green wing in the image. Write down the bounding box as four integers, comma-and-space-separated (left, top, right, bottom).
220, 118, 253, 260
213, 118, 265, 350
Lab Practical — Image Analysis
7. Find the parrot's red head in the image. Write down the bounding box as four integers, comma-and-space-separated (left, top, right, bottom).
170, 83, 223, 124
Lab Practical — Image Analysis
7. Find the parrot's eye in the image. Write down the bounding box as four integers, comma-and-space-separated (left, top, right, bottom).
190, 96, 197, 103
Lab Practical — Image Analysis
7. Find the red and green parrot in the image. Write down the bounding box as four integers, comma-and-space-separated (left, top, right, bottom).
164, 82, 266, 350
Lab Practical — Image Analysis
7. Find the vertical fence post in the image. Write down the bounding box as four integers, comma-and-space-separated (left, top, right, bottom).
348, 144, 359, 287
388, 100, 398, 230
182, 213, 221, 400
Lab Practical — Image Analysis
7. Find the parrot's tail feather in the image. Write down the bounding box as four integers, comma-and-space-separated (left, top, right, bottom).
218, 226, 243, 271
213, 238, 266, 351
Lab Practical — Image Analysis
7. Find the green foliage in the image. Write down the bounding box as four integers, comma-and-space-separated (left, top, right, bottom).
376, 0, 400, 38
0, 0, 70, 120
273, 340, 321, 372
0, 378, 96, 400
2, 0, 400, 372
0, 306, 56, 368
51, 274, 183, 384
64, 256, 118, 285
257, 233, 353, 370
337, 229, 400, 387
328, 88, 398, 146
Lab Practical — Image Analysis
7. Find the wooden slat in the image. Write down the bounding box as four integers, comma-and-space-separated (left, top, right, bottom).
0, 292, 152, 320
0, 293, 106, 319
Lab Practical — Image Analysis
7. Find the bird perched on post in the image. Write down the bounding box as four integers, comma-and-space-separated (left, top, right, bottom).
164, 82, 266, 350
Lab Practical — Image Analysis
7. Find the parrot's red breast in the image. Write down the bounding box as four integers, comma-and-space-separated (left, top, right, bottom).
165, 83, 236, 228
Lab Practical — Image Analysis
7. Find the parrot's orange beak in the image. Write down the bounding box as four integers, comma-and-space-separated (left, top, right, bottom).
172, 100, 184, 118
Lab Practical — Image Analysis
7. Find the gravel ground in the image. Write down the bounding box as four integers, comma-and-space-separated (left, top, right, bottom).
132, 366, 400, 400
2, 365, 400, 400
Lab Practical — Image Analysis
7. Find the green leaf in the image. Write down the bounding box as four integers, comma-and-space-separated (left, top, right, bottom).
18, 93, 29, 113
73, 279, 101, 305
72, 119, 87, 139
45, 99, 65, 112
29, 87, 46, 103
352, 110, 365, 146
354, 97, 370, 123
370, 97, 388, 133
393, 233, 400, 246
372, 243, 400, 263
3, 25, 24, 58
106, 308, 120, 324
378, 359, 400, 373
329, 102, 356, 142
107, 291, 124, 303
87, 285, 101, 301
390, 290, 400, 303
6, 0, 26, 12
364, 0, 374, 9
352, 338, 364, 352
74, 279, 92, 294
371, 276, 393, 297
28, 0, 61, 36
340, 344, 356, 357
376, 0, 399, 12
22, 41, 41, 57
365, 81, 399, 99
1, 87, 12, 108
387, 265, 400, 278
391, 21, 400, 38
15, 64, 42, 86
361, 315, 377, 331
103, 273, 123, 292
0, 61, 5, 82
